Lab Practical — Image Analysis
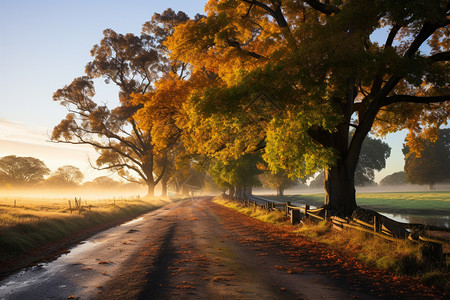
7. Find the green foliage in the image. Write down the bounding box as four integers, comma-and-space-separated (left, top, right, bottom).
209, 154, 262, 189
168, 0, 448, 213
264, 111, 338, 180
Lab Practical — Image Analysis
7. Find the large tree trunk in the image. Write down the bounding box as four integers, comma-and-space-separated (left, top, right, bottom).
235, 186, 244, 199
324, 159, 357, 217
244, 186, 252, 198
161, 176, 168, 197
146, 182, 155, 198
277, 187, 284, 197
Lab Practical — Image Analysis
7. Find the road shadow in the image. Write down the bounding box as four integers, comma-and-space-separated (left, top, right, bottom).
137, 222, 178, 300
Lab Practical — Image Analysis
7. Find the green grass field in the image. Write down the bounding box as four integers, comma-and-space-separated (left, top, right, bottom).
0, 196, 173, 263
265, 191, 450, 215
264, 191, 450, 227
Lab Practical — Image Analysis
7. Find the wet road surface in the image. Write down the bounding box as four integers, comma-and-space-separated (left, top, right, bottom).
0, 197, 443, 299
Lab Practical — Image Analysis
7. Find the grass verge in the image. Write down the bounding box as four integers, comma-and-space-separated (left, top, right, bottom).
0, 197, 174, 264
214, 197, 449, 292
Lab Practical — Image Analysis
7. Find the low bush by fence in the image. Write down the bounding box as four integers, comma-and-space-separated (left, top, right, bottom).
221, 193, 449, 265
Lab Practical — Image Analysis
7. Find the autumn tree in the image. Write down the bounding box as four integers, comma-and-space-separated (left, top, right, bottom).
52, 9, 191, 197
46, 165, 84, 187
403, 129, 450, 190
0, 155, 50, 186
167, 0, 449, 216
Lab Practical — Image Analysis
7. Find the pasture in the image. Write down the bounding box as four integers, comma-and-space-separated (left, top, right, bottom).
0, 196, 171, 263
266, 191, 450, 214
265, 191, 450, 228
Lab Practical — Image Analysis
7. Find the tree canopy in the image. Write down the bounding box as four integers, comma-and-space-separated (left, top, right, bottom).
403, 128, 450, 190
379, 171, 407, 186
45, 165, 84, 187
52, 9, 192, 197
166, 0, 449, 215
208, 154, 262, 198
0, 156, 50, 186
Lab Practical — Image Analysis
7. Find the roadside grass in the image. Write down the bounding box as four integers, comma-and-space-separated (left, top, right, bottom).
215, 198, 288, 225
214, 197, 449, 292
0, 196, 173, 262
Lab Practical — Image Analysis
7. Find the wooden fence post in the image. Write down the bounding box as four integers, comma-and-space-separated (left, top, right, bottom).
291, 209, 301, 225
68, 200, 72, 213
305, 205, 309, 219
373, 215, 378, 233
286, 201, 291, 217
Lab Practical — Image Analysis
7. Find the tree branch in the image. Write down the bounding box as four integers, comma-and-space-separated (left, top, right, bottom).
404, 21, 447, 58
302, 0, 340, 15
429, 51, 450, 62
51, 133, 144, 169
91, 162, 147, 182
241, 0, 276, 17
226, 39, 267, 60
384, 95, 450, 106
385, 24, 401, 49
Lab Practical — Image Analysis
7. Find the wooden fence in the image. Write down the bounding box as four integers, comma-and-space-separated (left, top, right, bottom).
222, 193, 449, 264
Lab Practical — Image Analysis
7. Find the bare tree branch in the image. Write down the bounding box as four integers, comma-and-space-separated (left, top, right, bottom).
384, 95, 450, 106
302, 0, 340, 15
429, 51, 450, 62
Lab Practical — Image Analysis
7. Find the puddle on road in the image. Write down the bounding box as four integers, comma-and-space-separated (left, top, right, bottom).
0, 213, 151, 299
121, 216, 144, 226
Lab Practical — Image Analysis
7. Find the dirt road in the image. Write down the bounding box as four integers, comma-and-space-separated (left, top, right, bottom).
0, 197, 444, 299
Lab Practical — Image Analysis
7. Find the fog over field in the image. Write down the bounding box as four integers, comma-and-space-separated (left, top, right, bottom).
254, 184, 450, 196
0, 186, 149, 200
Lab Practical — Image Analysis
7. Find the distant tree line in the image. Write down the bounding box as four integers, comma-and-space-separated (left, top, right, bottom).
0, 155, 83, 187
0, 155, 110, 188
0, 154, 210, 194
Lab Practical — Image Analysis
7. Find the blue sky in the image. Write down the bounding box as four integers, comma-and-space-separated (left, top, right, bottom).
0, 0, 207, 180
0, 0, 407, 182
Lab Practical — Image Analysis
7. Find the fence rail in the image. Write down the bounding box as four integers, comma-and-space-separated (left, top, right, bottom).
221, 193, 449, 263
